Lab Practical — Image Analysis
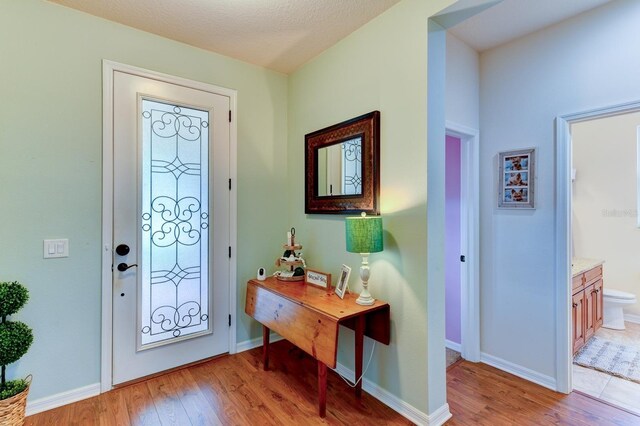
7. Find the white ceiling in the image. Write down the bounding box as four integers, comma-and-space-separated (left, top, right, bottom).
49, 0, 401, 74
50, 0, 615, 74
449, 0, 613, 52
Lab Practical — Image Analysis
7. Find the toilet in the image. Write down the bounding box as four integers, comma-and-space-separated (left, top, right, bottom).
603, 288, 637, 330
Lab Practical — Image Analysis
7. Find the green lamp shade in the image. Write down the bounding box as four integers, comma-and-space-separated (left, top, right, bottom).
345, 215, 383, 254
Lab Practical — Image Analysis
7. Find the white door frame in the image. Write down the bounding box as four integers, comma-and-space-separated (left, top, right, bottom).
446, 121, 480, 362
555, 100, 640, 393
101, 60, 238, 392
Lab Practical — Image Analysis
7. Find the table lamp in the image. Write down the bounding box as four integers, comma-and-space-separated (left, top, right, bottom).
345, 212, 384, 305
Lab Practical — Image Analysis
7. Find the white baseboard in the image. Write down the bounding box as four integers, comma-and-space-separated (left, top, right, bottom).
480, 352, 556, 391
26, 382, 101, 416
624, 313, 640, 324
427, 403, 453, 425
445, 339, 461, 352
235, 333, 283, 353
334, 363, 450, 425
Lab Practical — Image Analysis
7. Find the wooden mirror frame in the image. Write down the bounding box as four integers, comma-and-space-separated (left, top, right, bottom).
305, 111, 380, 214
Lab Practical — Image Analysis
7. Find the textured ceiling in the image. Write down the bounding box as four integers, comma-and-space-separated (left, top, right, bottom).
449, 0, 613, 51
49, 0, 401, 74
49, 0, 616, 72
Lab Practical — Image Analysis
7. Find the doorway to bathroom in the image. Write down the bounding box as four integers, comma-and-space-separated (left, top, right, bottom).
561, 104, 640, 413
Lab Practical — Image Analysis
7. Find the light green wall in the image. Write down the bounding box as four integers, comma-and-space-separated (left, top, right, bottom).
288, 0, 454, 413
0, 0, 288, 400
0, 0, 458, 415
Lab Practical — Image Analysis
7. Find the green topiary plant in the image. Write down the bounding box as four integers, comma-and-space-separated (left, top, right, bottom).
0, 281, 33, 400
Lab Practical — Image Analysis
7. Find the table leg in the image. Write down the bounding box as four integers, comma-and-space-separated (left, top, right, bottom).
318, 361, 327, 418
262, 325, 270, 371
355, 315, 365, 399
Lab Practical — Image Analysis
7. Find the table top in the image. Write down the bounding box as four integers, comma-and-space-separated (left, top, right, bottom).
248, 277, 389, 322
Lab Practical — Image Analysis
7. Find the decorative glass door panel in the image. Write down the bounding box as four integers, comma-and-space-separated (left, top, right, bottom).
140, 99, 211, 349
341, 137, 362, 195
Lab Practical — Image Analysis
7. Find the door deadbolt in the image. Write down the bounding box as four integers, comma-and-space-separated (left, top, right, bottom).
115, 244, 130, 256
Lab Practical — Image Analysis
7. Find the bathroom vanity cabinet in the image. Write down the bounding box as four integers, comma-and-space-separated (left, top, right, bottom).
571, 259, 604, 355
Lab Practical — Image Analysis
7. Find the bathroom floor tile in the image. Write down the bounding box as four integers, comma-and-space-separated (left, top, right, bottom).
599, 376, 640, 415
597, 321, 640, 345
573, 321, 640, 415
572, 364, 611, 398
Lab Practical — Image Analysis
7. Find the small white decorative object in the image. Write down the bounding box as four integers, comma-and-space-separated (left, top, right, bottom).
257, 267, 266, 281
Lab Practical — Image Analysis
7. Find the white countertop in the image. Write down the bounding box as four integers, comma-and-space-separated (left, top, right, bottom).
572, 258, 604, 277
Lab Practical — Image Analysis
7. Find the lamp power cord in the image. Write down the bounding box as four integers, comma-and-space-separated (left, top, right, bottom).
333, 341, 376, 388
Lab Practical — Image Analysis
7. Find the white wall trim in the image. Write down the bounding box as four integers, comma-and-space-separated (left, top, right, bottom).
637, 125, 640, 229
555, 114, 572, 394
445, 339, 461, 352
446, 121, 480, 363
481, 353, 556, 391
624, 313, 640, 324
235, 334, 284, 353
26, 383, 101, 417
101, 60, 238, 392
228, 89, 238, 355
334, 363, 451, 426
556, 100, 640, 394
101, 61, 115, 394
426, 403, 454, 426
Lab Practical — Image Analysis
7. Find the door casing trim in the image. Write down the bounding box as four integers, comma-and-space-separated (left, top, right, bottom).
555, 99, 640, 393
101, 60, 238, 393
445, 121, 480, 362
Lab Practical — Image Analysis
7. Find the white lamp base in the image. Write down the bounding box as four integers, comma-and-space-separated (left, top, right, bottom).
356, 293, 375, 306
356, 253, 375, 305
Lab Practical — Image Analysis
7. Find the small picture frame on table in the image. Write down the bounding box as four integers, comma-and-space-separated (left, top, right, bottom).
305, 269, 332, 291
498, 148, 535, 209
334, 264, 351, 299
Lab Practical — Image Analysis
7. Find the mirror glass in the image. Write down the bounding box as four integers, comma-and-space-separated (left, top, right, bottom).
316, 137, 362, 197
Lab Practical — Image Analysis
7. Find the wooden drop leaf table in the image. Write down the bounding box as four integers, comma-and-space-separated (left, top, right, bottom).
245, 277, 391, 417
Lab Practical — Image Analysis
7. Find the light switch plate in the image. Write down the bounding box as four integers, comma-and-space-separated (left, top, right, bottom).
44, 239, 69, 258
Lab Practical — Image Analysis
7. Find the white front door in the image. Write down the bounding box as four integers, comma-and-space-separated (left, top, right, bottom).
111, 70, 230, 385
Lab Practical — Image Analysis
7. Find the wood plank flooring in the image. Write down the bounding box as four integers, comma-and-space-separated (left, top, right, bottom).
447, 361, 640, 426
26, 342, 640, 425
26, 340, 411, 425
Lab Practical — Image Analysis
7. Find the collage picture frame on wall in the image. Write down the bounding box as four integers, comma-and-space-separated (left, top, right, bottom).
498, 148, 536, 209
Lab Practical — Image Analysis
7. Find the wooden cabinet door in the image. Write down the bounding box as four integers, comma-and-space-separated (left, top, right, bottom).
594, 279, 604, 331
572, 291, 585, 354
584, 284, 596, 341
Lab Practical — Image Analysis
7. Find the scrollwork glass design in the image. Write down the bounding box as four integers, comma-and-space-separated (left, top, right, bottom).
140, 99, 210, 348
341, 137, 362, 195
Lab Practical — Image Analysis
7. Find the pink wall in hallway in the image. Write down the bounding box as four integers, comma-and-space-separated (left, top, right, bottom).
445, 135, 461, 345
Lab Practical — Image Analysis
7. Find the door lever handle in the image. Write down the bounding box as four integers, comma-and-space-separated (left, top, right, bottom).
117, 263, 138, 272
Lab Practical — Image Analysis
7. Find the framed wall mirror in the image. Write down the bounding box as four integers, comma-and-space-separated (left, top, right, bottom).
305, 111, 380, 214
